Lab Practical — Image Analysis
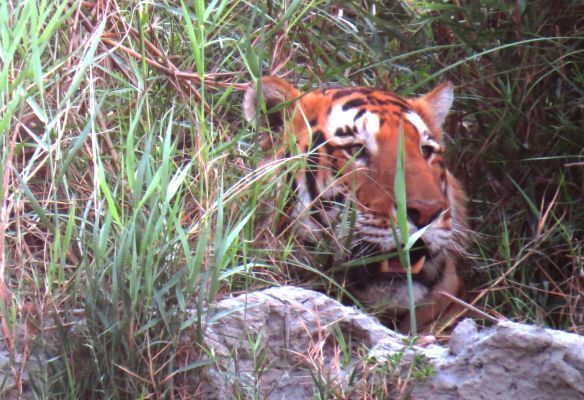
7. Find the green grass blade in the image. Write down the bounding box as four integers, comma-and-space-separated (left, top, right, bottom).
394, 121, 417, 334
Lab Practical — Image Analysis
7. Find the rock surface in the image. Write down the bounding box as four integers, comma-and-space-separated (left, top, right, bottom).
198, 286, 584, 400
3, 287, 583, 399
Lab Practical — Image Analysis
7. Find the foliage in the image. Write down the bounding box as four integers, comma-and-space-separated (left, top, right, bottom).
1, 0, 582, 397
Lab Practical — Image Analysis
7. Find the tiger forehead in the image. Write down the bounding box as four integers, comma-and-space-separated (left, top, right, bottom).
317, 87, 412, 112
312, 88, 418, 135
305, 87, 433, 150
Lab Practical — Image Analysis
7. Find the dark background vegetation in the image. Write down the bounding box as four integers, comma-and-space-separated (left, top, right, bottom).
1, 0, 582, 397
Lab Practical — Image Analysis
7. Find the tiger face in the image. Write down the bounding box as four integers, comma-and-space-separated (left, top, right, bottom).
243, 76, 467, 332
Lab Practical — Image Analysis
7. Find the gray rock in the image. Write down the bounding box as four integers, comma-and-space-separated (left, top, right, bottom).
415, 318, 584, 400
198, 286, 584, 400
197, 286, 407, 399
3, 287, 583, 399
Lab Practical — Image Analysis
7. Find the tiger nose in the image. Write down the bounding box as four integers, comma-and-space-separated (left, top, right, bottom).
406, 200, 446, 228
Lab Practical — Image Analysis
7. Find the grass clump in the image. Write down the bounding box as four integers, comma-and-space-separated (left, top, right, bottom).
1, 0, 582, 397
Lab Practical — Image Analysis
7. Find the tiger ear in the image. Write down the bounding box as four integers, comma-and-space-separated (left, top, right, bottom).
243, 76, 300, 132
417, 81, 454, 127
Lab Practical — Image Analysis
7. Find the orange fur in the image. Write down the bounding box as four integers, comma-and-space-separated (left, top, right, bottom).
244, 77, 468, 333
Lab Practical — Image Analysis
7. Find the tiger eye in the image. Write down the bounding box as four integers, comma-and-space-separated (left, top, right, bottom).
421, 145, 434, 159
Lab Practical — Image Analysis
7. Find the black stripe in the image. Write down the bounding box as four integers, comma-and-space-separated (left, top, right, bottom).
306, 130, 331, 226
312, 130, 326, 149
306, 130, 323, 209
353, 108, 366, 121
312, 130, 337, 157
305, 168, 324, 226
334, 126, 355, 137
331, 89, 355, 100
389, 100, 411, 111
342, 98, 366, 111
331, 87, 375, 100
305, 166, 319, 198
290, 176, 298, 193
367, 96, 410, 111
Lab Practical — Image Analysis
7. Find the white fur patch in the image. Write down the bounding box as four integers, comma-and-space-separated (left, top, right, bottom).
327, 104, 358, 135
354, 111, 379, 154
405, 111, 430, 136
327, 105, 380, 155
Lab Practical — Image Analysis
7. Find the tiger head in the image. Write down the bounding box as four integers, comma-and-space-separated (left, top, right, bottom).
243, 76, 467, 331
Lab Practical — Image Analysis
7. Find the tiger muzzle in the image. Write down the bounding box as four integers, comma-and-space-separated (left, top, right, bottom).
349, 240, 431, 279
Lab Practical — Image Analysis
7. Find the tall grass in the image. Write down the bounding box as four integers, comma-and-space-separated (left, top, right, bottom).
1, 0, 582, 397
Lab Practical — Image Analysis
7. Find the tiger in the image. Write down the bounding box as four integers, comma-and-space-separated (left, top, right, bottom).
243, 76, 468, 333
